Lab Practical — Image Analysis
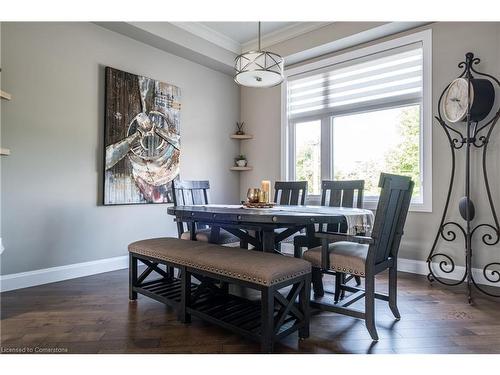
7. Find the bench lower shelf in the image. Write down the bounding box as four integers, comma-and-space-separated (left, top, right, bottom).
134, 276, 297, 341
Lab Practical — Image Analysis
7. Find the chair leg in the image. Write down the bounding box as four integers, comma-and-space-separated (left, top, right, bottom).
389, 265, 401, 320
364, 274, 378, 341
334, 272, 342, 303
340, 273, 346, 300
166, 265, 175, 279
354, 276, 361, 286
239, 240, 248, 249
311, 267, 324, 297
294, 244, 302, 258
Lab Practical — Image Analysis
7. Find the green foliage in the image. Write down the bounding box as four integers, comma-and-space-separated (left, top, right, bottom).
296, 141, 320, 194
332, 106, 420, 196
384, 106, 421, 196
295, 106, 420, 197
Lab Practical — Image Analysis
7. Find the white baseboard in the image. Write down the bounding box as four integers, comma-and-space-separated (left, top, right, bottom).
0, 255, 497, 292
0, 255, 128, 292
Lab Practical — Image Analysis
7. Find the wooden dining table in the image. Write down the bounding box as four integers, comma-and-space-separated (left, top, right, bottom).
167, 204, 373, 253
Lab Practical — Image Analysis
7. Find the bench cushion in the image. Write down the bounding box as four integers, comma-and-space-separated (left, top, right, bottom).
303, 241, 368, 276
129, 237, 311, 286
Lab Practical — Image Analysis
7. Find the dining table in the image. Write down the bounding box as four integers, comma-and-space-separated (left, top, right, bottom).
167, 204, 374, 253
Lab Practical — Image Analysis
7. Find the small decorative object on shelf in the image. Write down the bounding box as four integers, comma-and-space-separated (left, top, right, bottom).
0, 90, 12, 101
0, 148, 11, 156
236, 121, 245, 135
234, 154, 248, 167
427, 52, 500, 303
0, 68, 12, 101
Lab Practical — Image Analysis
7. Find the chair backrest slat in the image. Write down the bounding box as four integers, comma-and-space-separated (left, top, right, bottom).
369, 173, 413, 264
274, 181, 307, 206
320, 180, 365, 232
321, 180, 364, 208
341, 189, 354, 208
172, 180, 210, 206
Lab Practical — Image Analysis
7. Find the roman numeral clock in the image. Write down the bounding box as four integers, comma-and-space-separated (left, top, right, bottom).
427, 52, 500, 303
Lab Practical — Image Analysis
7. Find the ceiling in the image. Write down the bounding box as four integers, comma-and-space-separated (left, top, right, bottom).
200, 22, 297, 44
97, 22, 429, 76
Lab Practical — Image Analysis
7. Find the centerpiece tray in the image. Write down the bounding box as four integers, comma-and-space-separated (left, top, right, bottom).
242, 202, 276, 209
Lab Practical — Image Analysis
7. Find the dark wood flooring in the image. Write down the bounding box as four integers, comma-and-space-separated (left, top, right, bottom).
1, 267, 500, 354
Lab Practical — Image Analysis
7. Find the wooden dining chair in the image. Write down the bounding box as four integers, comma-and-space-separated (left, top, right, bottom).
294, 180, 365, 296
272, 181, 308, 251
293, 180, 365, 258
172, 180, 238, 245
303, 173, 414, 341
274, 181, 308, 205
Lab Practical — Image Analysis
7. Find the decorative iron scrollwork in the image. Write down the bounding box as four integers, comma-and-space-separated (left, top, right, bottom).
427, 52, 500, 302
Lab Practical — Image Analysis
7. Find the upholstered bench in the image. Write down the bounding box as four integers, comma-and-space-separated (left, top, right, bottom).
128, 237, 312, 352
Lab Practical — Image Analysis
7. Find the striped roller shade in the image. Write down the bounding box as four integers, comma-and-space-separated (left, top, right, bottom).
287, 42, 423, 120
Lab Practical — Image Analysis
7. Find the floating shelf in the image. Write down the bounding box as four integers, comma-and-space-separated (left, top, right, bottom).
0, 148, 11, 156
0, 90, 12, 100
230, 134, 253, 140
230, 166, 253, 171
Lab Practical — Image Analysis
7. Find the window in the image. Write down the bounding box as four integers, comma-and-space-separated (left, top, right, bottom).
294, 120, 321, 195
282, 30, 432, 211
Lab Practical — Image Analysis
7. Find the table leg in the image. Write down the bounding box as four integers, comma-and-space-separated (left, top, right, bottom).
306, 224, 323, 292
305, 224, 316, 244
261, 229, 276, 253
209, 226, 221, 243
189, 222, 196, 241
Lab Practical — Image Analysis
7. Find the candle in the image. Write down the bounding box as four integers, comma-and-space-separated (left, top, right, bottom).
261, 180, 271, 203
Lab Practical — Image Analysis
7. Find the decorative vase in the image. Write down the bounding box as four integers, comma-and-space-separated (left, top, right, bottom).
236, 159, 247, 167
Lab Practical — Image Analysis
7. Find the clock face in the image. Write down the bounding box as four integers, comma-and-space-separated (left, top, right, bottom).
442, 78, 474, 123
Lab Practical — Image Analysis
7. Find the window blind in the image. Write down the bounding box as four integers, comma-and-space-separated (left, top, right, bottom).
287, 42, 423, 120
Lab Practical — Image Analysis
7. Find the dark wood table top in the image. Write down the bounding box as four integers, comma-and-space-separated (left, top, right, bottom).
167, 204, 373, 225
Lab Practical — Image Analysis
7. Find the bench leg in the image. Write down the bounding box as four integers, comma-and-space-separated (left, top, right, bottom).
179, 267, 191, 324
299, 275, 311, 339
129, 254, 137, 301
261, 287, 275, 353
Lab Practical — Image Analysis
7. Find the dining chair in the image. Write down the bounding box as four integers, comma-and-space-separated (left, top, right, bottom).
303, 173, 414, 341
172, 180, 238, 245
293, 180, 365, 258
272, 181, 308, 251
294, 180, 365, 296
273, 181, 308, 205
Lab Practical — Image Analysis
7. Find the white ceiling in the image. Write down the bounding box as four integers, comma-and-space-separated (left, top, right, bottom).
97, 22, 429, 75
200, 22, 297, 44
172, 21, 330, 54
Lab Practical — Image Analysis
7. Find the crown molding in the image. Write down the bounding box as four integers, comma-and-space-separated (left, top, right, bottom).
170, 22, 333, 54
171, 22, 242, 54
241, 22, 332, 52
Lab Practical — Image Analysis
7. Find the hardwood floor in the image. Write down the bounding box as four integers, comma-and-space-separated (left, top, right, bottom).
1, 268, 500, 354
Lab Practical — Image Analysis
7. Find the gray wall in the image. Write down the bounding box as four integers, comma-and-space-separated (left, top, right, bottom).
240, 22, 500, 265
0, 22, 240, 275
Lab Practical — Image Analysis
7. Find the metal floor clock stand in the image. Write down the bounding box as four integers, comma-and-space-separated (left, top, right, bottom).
427, 52, 500, 303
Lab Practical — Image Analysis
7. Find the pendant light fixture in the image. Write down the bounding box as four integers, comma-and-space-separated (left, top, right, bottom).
234, 22, 284, 88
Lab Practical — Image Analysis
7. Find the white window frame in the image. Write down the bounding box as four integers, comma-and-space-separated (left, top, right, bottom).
281, 29, 432, 212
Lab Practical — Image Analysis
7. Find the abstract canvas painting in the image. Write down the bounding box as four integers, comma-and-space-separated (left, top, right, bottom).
104, 67, 181, 205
